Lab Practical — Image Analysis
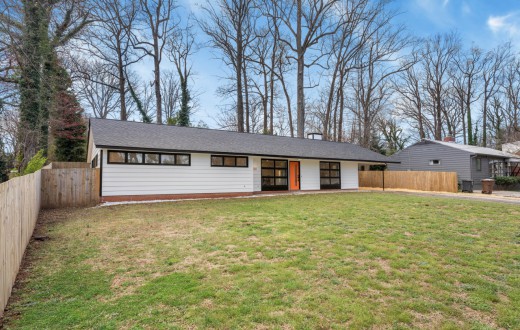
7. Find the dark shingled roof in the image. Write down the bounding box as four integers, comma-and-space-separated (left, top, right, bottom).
89, 118, 397, 163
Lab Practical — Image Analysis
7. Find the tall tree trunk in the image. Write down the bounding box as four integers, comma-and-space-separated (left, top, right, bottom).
296, 0, 304, 138
236, 35, 245, 132
154, 42, 163, 124
242, 60, 250, 132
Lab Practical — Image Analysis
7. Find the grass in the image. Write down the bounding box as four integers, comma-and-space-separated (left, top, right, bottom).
2, 192, 520, 329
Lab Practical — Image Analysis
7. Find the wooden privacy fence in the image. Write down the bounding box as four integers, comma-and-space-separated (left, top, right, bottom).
41, 168, 100, 209
0, 171, 42, 317
359, 171, 458, 193
43, 162, 91, 169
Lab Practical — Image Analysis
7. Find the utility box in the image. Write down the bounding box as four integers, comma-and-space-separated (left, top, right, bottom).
461, 180, 473, 193
481, 179, 495, 194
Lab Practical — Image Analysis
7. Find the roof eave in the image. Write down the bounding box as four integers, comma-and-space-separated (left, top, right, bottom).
94, 144, 400, 164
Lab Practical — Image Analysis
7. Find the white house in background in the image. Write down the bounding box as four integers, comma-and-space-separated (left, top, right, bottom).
87, 118, 396, 202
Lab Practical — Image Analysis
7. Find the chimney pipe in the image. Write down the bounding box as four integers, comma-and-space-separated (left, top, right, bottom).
307, 133, 323, 140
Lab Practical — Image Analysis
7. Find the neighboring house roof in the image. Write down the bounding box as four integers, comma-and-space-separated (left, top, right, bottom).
412, 139, 520, 160
502, 141, 520, 156
89, 118, 396, 163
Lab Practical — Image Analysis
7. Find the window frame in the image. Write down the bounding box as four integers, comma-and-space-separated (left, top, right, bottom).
210, 155, 249, 168
475, 158, 482, 172
261, 158, 288, 191
107, 150, 191, 166
91, 154, 99, 168
429, 159, 441, 166
319, 161, 341, 189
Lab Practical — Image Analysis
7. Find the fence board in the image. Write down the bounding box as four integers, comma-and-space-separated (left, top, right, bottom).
359, 171, 458, 193
41, 168, 100, 209
0, 171, 41, 317
42, 162, 90, 169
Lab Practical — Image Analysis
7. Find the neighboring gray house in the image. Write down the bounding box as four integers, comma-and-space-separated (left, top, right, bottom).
388, 139, 520, 188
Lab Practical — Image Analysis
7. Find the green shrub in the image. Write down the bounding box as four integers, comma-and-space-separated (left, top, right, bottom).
494, 176, 520, 186
23, 150, 47, 175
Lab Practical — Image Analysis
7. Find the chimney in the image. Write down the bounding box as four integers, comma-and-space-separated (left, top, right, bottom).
307, 133, 323, 140
443, 136, 455, 143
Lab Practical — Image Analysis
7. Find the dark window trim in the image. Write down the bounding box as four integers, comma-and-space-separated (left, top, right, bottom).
107, 150, 191, 166
261, 158, 289, 191
91, 154, 99, 168
320, 161, 341, 190
210, 155, 249, 168
429, 159, 441, 165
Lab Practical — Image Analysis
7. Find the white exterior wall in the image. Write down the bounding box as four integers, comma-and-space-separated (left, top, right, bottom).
341, 161, 359, 189
251, 156, 357, 192
101, 151, 253, 196
100, 150, 360, 197
300, 159, 320, 190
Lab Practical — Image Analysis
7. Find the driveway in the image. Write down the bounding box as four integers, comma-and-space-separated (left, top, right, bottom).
360, 188, 520, 205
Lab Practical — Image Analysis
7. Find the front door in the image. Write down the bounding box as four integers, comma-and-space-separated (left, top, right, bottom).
289, 161, 300, 190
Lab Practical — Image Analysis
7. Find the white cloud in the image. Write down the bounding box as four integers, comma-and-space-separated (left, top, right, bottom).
461, 2, 471, 15
487, 12, 520, 38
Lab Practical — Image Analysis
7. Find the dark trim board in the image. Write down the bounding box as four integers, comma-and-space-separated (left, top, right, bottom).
95, 144, 399, 164
99, 150, 103, 197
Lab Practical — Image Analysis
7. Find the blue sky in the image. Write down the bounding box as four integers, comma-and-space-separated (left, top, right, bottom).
135, 0, 520, 127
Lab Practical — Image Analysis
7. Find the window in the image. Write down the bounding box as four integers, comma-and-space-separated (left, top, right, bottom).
108, 151, 125, 163
429, 160, 440, 165
261, 159, 288, 191
91, 155, 99, 168
320, 162, 341, 189
145, 153, 160, 164
210, 155, 248, 167
107, 151, 190, 166
476, 158, 482, 171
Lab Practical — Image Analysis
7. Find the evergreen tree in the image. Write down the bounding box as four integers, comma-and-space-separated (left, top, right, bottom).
52, 91, 87, 162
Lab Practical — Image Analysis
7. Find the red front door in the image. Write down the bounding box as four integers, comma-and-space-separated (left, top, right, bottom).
289, 161, 300, 190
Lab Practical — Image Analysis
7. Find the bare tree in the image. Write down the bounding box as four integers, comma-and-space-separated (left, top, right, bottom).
421, 32, 460, 141
454, 45, 484, 145
80, 0, 140, 121
161, 69, 180, 123
480, 43, 510, 146
132, 0, 176, 124
168, 21, 196, 126
198, 0, 257, 132
272, 0, 341, 138
75, 61, 120, 119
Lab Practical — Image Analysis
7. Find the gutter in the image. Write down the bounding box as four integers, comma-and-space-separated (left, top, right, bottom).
95, 144, 400, 164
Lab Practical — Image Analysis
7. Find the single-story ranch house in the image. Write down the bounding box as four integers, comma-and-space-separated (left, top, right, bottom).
388, 138, 520, 188
87, 118, 396, 202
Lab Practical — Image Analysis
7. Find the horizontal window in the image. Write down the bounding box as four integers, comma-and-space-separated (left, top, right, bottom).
107, 151, 190, 166
429, 160, 440, 165
211, 155, 248, 167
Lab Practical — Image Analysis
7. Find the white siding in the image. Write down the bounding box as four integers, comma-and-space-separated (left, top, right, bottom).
252, 157, 262, 192
300, 159, 320, 190
102, 151, 253, 196
341, 161, 359, 189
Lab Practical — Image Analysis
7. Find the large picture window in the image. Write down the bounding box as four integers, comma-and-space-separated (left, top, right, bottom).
211, 155, 248, 167
107, 151, 190, 166
261, 159, 288, 191
320, 162, 341, 189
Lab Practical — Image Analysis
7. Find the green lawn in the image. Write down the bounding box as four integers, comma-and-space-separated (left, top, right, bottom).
2, 192, 520, 329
